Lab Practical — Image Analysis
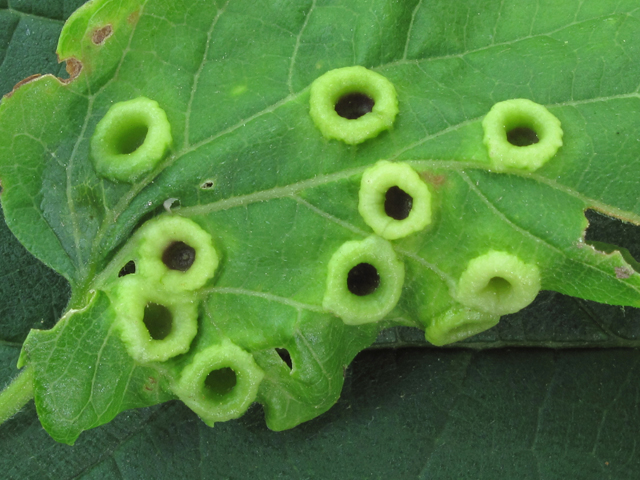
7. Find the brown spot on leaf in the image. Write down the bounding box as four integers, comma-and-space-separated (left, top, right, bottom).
63, 58, 83, 83
420, 171, 446, 188
144, 377, 158, 391
128, 10, 141, 25
5, 74, 42, 98
615, 267, 633, 279
92, 25, 113, 45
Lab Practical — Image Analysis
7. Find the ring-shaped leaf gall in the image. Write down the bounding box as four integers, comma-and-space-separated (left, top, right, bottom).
136, 215, 218, 292
91, 97, 172, 183
482, 98, 563, 172
309, 66, 398, 145
358, 161, 432, 240
456, 251, 541, 316
111, 276, 198, 363
323, 235, 404, 325
173, 340, 265, 426
425, 306, 499, 346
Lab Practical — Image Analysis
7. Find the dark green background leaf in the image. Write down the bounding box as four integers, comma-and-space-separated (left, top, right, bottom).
3, 349, 640, 479
1, 0, 640, 477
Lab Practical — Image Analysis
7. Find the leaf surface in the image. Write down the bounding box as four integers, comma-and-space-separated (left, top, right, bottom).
0, 0, 640, 446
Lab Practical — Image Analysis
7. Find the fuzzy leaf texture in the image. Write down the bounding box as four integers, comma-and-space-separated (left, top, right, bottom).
1, 0, 640, 446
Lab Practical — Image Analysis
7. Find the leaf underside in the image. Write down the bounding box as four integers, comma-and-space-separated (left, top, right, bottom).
0, 0, 639, 444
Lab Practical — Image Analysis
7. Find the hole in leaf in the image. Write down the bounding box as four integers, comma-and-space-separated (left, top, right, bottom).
115, 124, 148, 154
335, 93, 375, 120
275, 348, 293, 370
482, 277, 512, 297
200, 180, 215, 190
143, 302, 173, 340
118, 260, 136, 277
506, 127, 539, 147
204, 367, 237, 399
384, 186, 413, 220
347, 263, 380, 296
162, 241, 196, 271
584, 209, 640, 266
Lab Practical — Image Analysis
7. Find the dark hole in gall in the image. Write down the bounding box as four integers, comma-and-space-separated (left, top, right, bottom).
118, 260, 136, 277
276, 348, 293, 369
484, 277, 512, 296
335, 93, 375, 120
205, 367, 237, 399
347, 263, 380, 296
143, 303, 173, 340
116, 124, 148, 154
384, 186, 413, 220
162, 241, 196, 271
506, 126, 539, 147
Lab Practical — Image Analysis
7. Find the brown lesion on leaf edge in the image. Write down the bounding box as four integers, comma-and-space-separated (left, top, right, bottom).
62, 57, 83, 83
91, 24, 114, 45
5, 74, 42, 99
615, 267, 634, 279
4, 55, 84, 100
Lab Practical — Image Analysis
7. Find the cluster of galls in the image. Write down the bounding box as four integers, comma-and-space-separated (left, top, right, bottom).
92, 64, 564, 425
108, 216, 263, 426
309, 67, 563, 345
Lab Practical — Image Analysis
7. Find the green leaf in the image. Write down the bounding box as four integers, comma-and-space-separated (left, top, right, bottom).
21, 291, 171, 443
1, 0, 640, 452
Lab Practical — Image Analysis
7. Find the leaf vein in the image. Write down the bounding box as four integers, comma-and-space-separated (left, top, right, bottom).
287, 0, 316, 95
402, 0, 423, 60
382, 12, 632, 71
179, 165, 364, 217
292, 195, 367, 237
202, 287, 324, 313
184, 0, 230, 149
68, 322, 117, 424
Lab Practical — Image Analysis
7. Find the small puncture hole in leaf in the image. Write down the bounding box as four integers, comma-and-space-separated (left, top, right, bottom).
506, 127, 539, 147
204, 367, 237, 399
347, 263, 380, 296
483, 277, 513, 297
275, 348, 293, 370
200, 180, 215, 190
143, 302, 173, 340
384, 186, 413, 220
162, 241, 196, 271
335, 93, 375, 120
115, 124, 148, 155
118, 260, 136, 277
